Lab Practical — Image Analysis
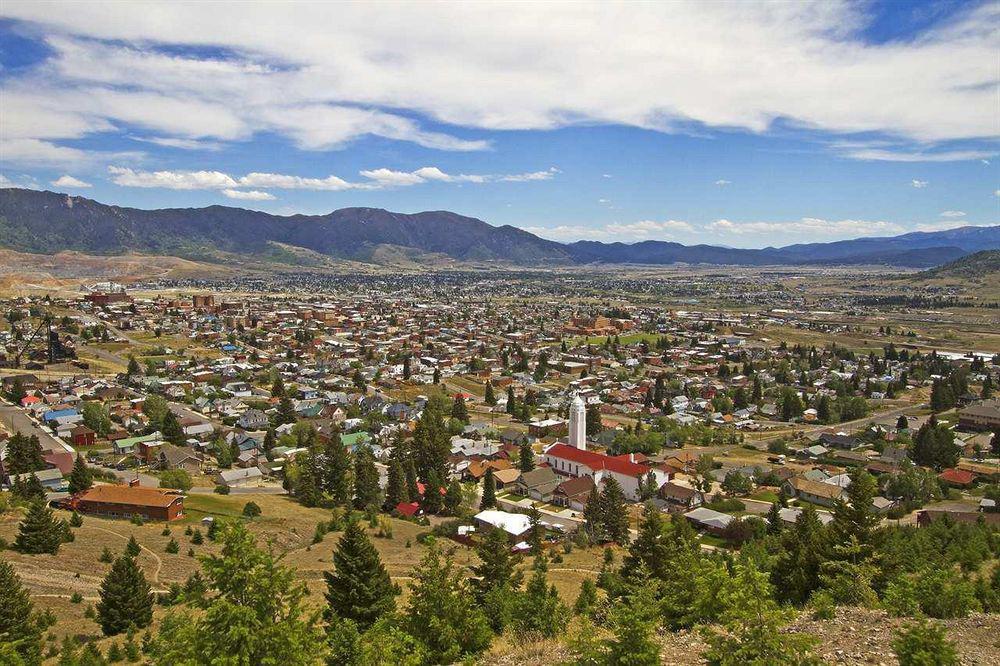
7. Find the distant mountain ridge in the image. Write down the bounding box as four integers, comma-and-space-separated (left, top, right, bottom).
1, 188, 997, 268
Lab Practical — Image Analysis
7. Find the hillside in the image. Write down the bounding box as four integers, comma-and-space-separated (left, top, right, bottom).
917, 249, 1000, 278
1, 188, 998, 268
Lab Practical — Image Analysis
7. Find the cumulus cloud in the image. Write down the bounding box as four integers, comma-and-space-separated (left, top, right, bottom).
939, 210, 966, 218
221, 189, 276, 201
0, 2, 996, 166
108, 166, 237, 189
51, 174, 91, 188
911, 179, 929, 188
707, 218, 905, 237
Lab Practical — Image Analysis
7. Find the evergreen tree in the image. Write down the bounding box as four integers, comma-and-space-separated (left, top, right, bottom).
148, 522, 326, 665
703, 560, 818, 665
431, 367, 440, 384
15, 501, 64, 555
623, 503, 670, 581
471, 527, 522, 601
96, 554, 154, 636
126, 356, 142, 376
4, 433, 45, 475
982, 375, 994, 399
484, 381, 496, 406
68, 453, 93, 494
0, 558, 43, 666
583, 485, 604, 541
831, 468, 880, 550
480, 467, 497, 510
766, 501, 783, 535
293, 449, 322, 508
324, 436, 353, 506
518, 440, 535, 472
413, 396, 451, 483
773, 504, 827, 605
606, 568, 662, 666
7, 378, 27, 403
324, 520, 398, 632
910, 420, 960, 470
405, 545, 492, 664
404, 458, 419, 502
505, 386, 515, 413
271, 375, 285, 399
444, 479, 463, 515
11, 473, 46, 503
353, 446, 381, 511
600, 477, 630, 545
262, 428, 276, 454
421, 471, 444, 514
161, 410, 185, 446
125, 535, 141, 558
512, 554, 568, 638
385, 458, 408, 509
450, 395, 469, 424
893, 620, 958, 666
573, 578, 598, 616
402, 355, 411, 381
276, 396, 297, 426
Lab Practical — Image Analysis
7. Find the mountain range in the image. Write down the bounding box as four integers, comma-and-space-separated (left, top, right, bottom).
1, 188, 997, 268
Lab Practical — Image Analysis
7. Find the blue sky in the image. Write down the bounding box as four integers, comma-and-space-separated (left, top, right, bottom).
0, 1, 997, 248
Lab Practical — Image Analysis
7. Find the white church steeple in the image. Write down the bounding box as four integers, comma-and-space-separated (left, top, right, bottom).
569, 393, 586, 450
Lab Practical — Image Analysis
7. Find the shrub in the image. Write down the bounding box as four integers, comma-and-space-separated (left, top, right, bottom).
893, 620, 958, 666
214, 485, 230, 495
69, 511, 83, 527
312, 522, 328, 544
190, 529, 203, 545
242, 501, 261, 518
809, 589, 836, 620
165, 538, 179, 554
70, 592, 83, 604
99, 547, 114, 563
704, 497, 745, 513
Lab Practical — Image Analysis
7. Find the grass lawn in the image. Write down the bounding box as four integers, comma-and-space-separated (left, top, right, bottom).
750, 489, 780, 504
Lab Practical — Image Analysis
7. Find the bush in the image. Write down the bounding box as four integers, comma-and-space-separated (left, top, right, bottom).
69, 511, 83, 527
914, 568, 979, 619
99, 546, 114, 563
893, 620, 958, 666
704, 497, 745, 513
809, 589, 836, 620
159, 469, 193, 491
165, 538, 179, 554
312, 522, 328, 544
242, 501, 261, 518
190, 529, 203, 545
214, 485, 230, 495
70, 592, 83, 604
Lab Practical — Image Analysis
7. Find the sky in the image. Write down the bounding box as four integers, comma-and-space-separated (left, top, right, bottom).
0, 0, 997, 248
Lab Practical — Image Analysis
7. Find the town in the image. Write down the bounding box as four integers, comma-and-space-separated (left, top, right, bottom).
1, 272, 998, 664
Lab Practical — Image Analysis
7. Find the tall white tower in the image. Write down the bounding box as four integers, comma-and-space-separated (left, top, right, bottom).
569, 393, 587, 450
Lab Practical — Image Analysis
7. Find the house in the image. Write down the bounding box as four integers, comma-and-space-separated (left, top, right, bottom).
9, 468, 66, 492
543, 443, 669, 501
215, 466, 264, 488
818, 432, 858, 450
492, 468, 522, 489
551, 475, 595, 511
158, 444, 204, 474
500, 428, 530, 446
513, 466, 561, 501
782, 476, 845, 507
658, 482, 704, 511
938, 468, 976, 489
474, 509, 533, 540
114, 432, 161, 456
683, 507, 734, 535
958, 399, 1000, 432
69, 424, 96, 447
63, 484, 185, 521
237, 409, 269, 430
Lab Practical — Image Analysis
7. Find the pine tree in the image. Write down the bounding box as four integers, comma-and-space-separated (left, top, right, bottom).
125, 535, 141, 558
276, 396, 297, 426
773, 504, 827, 605
404, 458, 419, 501
402, 355, 411, 381
606, 568, 662, 666
15, 501, 64, 554
263, 428, 276, 454
68, 453, 93, 495
600, 477, 630, 545
623, 503, 669, 580
512, 554, 568, 638
293, 450, 322, 508
353, 446, 381, 511
484, 381, 496, 406
271, 375, 285, 398
126, 356, 141, 376
97, 554, 154, 636
506, 386, 516, 413
432, 367, 441, 385
385, 458, 408, 509
324, 436, 353, 506
573, 578, 598, 616
324, 520, 398, 632
421, 471, 443, 514
0, 558, 43, 666
450, 395, 469, 424
480, 467, 497, 510
471, 527, 522, 601
405, 545, 492, 664
444, 479, 463, 515
4, 433, 45, 475
518, 440, 535, 472
583, 485, 604, 541
11, 473, 46, 503
161, 410, 185, 446
766, 501, 783, 535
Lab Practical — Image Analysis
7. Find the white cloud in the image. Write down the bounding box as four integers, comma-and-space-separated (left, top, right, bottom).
912, 220, 994, 232
841, 148, 995, 162
108, 166, 238, 189
221, 189, 276, 201
525, 218, 694, 241
715, 179, 731, 186
939, 210, 966, 218
982, 159, 991, 165
707, 217, 905, 237
0, 174, 14, 188
133, 136, 223, 151
0, 1, 995, 165
107, 164, 555, 192
51, 174, 91, 188
499, 167, 559, 182
911, 179, 929, 188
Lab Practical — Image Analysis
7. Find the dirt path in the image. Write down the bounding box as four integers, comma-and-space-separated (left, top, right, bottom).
87, 524, 164, 583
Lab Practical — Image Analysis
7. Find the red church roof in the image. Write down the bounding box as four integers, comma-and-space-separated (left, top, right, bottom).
545, 443, 650, 478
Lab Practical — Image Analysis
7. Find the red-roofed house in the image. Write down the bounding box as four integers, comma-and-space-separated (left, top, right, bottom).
542, 442, 670, 501
394, 501, 421, 517
938, 468, 976, 488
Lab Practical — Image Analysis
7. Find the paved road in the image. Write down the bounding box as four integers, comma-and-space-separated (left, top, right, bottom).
0, 401, 71, 454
